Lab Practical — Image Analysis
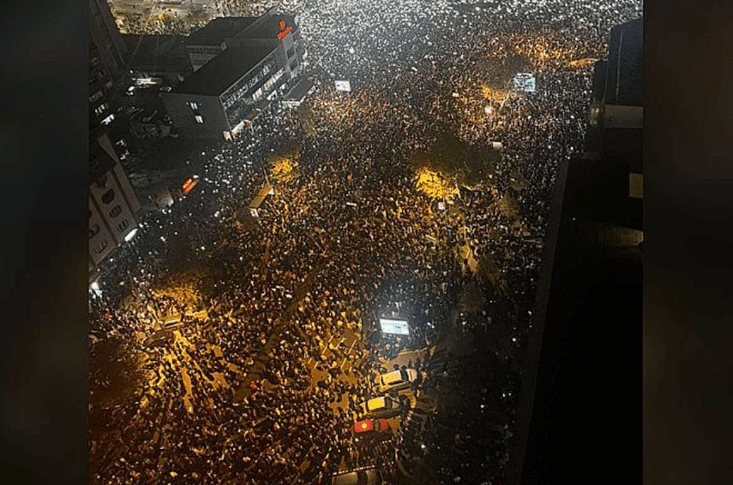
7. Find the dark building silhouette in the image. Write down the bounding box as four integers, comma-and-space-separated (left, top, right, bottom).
89, 0, 128, 131
583, 17, 643, 230
507, 18, 643, 485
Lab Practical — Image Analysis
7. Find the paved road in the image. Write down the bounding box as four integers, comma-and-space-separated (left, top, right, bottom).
233, 264, 320, 401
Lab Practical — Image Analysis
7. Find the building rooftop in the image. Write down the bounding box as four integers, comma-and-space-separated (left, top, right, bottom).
236, 13, 297, 40
122, 35, 191, 73
173, 44, 277, 96
186, 17, 259, 46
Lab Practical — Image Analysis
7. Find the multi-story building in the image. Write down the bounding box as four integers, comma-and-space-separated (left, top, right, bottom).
185, 16, 259, 71
89, 0, 128, 132
582, 17, 643, 231
184, 8, 306, 72
122, 34, 193, 87
507, 22, 643, 483
89, 130, 141, 285
162, 7, 308, 140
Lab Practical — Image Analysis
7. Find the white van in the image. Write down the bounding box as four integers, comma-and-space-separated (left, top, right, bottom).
332, 467, 382, 485
378, 368, 418, 392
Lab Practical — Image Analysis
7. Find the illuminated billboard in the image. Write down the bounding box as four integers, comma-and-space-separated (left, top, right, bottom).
181, 177, 199, 195
335, 80, 351, 92
379, 318, 410, 335
513, 73, 536, 93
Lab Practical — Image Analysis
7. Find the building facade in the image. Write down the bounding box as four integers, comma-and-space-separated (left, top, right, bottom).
89, 0, 127, 79
582, 17, 643, 230
89, 131, 141, 283
89, 0, 128, 132
162, 8, 307, 140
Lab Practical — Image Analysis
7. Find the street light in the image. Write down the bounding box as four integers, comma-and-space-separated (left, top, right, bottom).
124, 228, 139, 242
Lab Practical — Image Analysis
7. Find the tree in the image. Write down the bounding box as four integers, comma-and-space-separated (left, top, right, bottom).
567, 58, 597, 69
509, 169, 528, 192
499, 193, 521, 221
297, 102, 317, 139
415, 166, 459, 201
268, 148, 301, 185
459, 281, 486, 314
478, 253, 505, 294
152, 269, 206, 309
481, 85, 511, 104
411, 128, 498, 191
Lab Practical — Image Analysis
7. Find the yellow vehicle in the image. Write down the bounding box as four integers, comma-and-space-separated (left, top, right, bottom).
359, 396, 400, 418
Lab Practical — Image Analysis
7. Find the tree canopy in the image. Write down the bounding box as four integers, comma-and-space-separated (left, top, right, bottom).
415, 166, 459, 201
268, 147, 301, 185
499, 193, 521, 221
411, 129, 499, 192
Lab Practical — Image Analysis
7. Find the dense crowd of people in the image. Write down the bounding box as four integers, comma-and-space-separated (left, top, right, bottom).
92, 1, 641, 484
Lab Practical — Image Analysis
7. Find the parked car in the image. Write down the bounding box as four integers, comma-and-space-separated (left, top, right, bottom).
331, 467, 383, 485
360, 396, 400, 418
377, 368, 419, 393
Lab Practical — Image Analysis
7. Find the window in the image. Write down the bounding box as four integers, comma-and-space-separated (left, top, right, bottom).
89, 91, 103, 103
94, 103, 108, 116
101, 189, 115, 204
109, 205, 122, 218
289, 60, 299, 71
89, 224, 100, 239
95, 175, 108, 189
94, 239, 108, 254
195, 115, 204, 124
286, 47, 295, 59
189, 101, 199, 110
117, 219, 129, 232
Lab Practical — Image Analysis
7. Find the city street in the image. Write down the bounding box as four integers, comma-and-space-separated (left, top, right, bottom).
90, 1, 642, 484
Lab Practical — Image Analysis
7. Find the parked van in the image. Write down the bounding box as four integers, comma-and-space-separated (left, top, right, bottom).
331, 467, 382, 485
378, 368, 419, 392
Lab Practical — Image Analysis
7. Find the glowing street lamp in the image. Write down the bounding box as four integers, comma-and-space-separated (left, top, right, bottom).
124, 228, 139, 242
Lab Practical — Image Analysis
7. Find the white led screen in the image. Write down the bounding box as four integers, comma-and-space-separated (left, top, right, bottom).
379, 318, 410, 335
